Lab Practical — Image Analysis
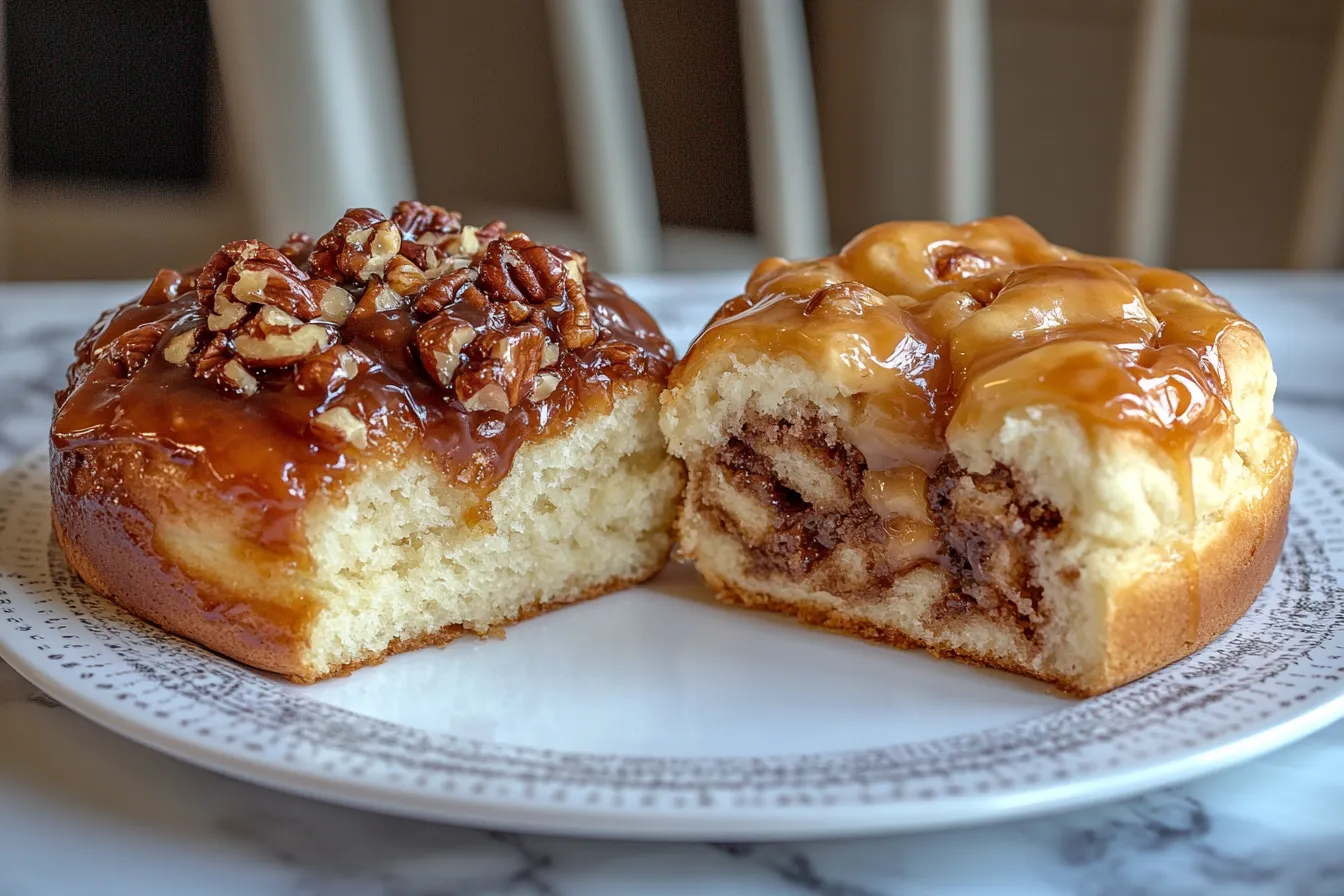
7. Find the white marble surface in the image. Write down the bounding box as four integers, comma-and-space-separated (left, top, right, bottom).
2, 273, 1343, 895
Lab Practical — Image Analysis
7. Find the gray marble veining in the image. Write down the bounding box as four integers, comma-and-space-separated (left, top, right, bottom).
2, 276, 1342, 896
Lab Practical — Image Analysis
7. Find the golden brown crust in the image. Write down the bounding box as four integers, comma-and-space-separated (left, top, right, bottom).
1091, 431, 1295, 694
685, 432, 1295, 697
51, 443, 320, 678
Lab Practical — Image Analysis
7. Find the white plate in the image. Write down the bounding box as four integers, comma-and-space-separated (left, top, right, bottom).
3, 446, 1344, 841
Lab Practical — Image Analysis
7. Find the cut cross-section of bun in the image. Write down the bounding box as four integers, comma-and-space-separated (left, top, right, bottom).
660, 216, 1295, 695
52, 202, 682, 682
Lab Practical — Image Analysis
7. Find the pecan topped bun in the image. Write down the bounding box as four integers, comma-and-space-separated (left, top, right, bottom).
661, 216, 1295, 695
52, 202, 681, 682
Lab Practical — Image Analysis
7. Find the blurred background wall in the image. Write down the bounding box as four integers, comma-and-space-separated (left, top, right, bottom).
2, 0, 1341, 279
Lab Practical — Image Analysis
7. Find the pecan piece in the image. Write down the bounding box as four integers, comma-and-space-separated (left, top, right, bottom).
195, 334, 258, 396
530, 371, 561, 401
224, 260, 321, 320
454, 323, 544, 412
207, 292, 249, 333
162, 326, 202, 366
348, 276, 404, 322
541, 339, 560, 368
310, 406, 368, 449
385, 255, 429, 297
279, 232, 314, 266
107, 322, 168, 374
296, 344, 369, 394
391, 200, 461, 239
398, 241, 433, 270
557, 298, 597, 349
307, 208, 389, 283
233, 306, 337, 368
476, 220, 508, 242
596, 341, 645, 375
414, 268, 473, 315
357, 220, 403, 280
197, 239, 306, 307
416, 312, 477, 389
311, 281, 355, 326
458, 380, 511, 413
478, 236, 559, 305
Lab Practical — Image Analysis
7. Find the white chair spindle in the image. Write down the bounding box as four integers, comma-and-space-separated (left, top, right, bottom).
208, 0, 416, 241
739, 0, 830, 260
1290, 2, 1344, 268
1115, 0, 1189, 266
936, 0, 993, 224
545, 0, 661, 273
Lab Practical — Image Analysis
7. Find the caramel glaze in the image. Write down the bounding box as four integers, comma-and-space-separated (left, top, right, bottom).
674, 216, 1269, 640
52, 274, 673, 553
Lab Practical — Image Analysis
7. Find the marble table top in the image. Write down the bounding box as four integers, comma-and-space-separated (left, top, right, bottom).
2, 273, 1343, 896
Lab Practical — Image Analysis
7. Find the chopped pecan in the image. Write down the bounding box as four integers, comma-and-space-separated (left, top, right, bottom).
279, 232, 314, 266
597, 341, 642, 373
311, 281, 354, 325
195, 334, 258, 396
476, 220, 508, 242
223, 259, 321, 320
458, 380, 510, 413
416, 312, 477, 389
197, 239, 307, 308
220, 360, 259, 395
454, 225, 482, 258
422, 250, 473, 281
107, 322, 168, 374
453, 323, 544, 412
541, 338, 560, 368
399, 241, 434, 270
358, 220, 403, 279
162, 326, 201, 366
308, 209, 401, 283
310, 406, 368, 449
390, 200, 461, 239
232, 306, 336, 368
385, 254, 429, 297
207, 292, 249, 333
458, 283, 492, 314
414, 268, 473, 315
530, 371, 561, 401
296, 344, 369, 394
478, 236, 559, 305
557, 299, 596, 350
348, 276, 404, 322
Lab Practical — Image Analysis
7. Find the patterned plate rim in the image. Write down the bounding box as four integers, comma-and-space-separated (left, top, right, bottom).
2, 444, 1344, 840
